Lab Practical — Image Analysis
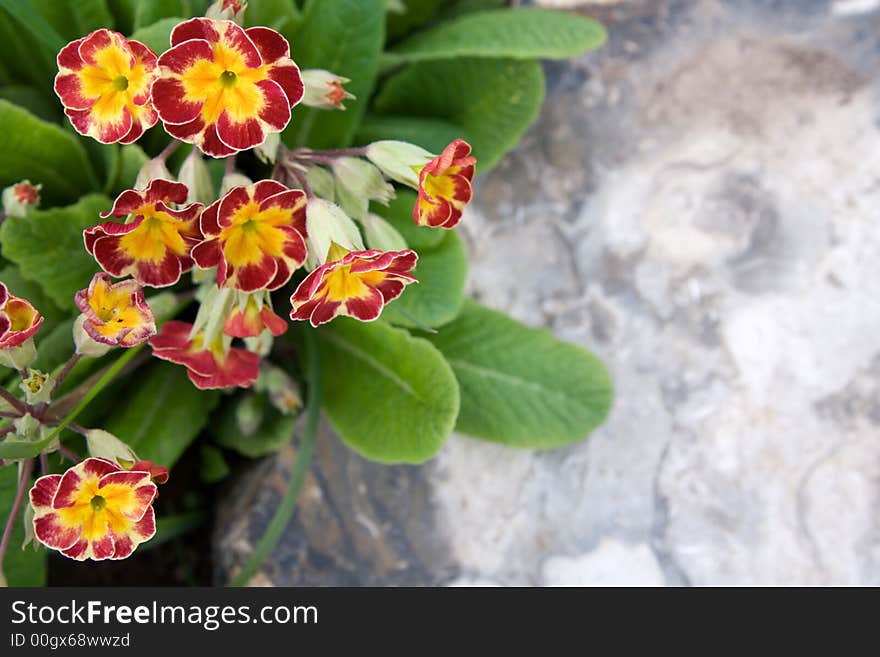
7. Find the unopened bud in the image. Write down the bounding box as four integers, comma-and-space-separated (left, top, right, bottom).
0, 337, 37, 370
332, 157, 394, 221
85, 429, 139, 468
134, 157, 173, 190
220, 172, 253, 196
73, 315, 112, 358
301, 69, 355, 111
363, 213, 408, 252
304, 198, 365, 270
255, 132, 281, 164
206, 0, 247, 23
365, 141, 433, 189
2, 180, 41, 217
177, 148, 214, 205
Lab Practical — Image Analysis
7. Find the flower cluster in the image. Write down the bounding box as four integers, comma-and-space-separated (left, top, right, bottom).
0, 6, 484, 570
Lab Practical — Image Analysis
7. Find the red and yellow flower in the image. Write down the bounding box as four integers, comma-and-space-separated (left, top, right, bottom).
151, 18, 304, 157
74, 273, 156, 348
224, 293, 288, 338
414, 139, 476, 229
30, 457, 157, 561
84, 179, 204, 288
54, 29, 158, 144
192, 180, 308, 292
289, 244, 418, 327
0, 283, 43, 349
150, 320, 260, 389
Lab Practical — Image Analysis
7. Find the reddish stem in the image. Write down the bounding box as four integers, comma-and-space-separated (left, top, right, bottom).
0, 458, 33, 577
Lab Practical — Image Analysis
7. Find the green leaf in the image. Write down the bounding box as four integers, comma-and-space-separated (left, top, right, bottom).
32, 319, 76, 373
386, 0, 444, 42
373, 189, 445, 251
439, 0, 507, 20
132, 0, 193, 31
355, 114, 471, 154
0, 7, 56, 87
104, 143, 149, 197
282, 0, 385, 149
0, 194, 107, 310
0, 85, 60, 122
104, 361, 220, 468
0, 464, 46, 586
0, 0, 65, 54
244, 0, 301, 35
200, 445, 230, 483
384, 8, 606, 67
425, 300, 613, 448
0, 265, 64, 322
0, 100, 98, 205
0, 194, 111, 310
211, 395, 297, 458
316, 318, 459, 463
383, 230, 466, 329
374, 58, 544, 172
28, 0, 114, 43
129, 16, 182, 53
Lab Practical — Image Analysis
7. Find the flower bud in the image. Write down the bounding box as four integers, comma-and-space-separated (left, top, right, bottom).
255, 132, 281, 164
220, 172, 253, 196
304, 198, 365, 270
365, 141, 433, 189
333, 157, 395, 221
236, 393, 265, 437
2, 180, 41, 218
206, 0, 247, 23
256, 364, 302, 415
85, 429, 139, 468
177, 148, 214, 205
134, 157, 173, 190
363, 213, 408, 252
301, 69, 355, 110
306, 165, 336, 201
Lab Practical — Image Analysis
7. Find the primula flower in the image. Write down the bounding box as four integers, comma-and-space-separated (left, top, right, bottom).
0, 283, 43, 349
224, 294, 288, 338
290, 244, 418, 327
415, 139, 476, 229
54, 29, 158, 144
30, 457, 157, 561
152, 18, 304, 157
192, 180, 308, 292
74, 273, 156, 348
84, 179, 203, 288
150, 320, 260, 389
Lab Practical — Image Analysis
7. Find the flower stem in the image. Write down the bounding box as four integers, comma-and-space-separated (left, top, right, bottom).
51, 352, 82, 397
288, 166, 314, 198
0, 458, 33, 581
57, 444, 82, 463
0, 387, 27, 415
230, 327, 321, 587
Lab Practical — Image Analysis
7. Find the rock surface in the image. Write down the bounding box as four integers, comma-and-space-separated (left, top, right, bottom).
215, 0, 880, 586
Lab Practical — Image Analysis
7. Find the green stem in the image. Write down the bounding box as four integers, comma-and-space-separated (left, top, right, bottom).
230, 328, 321, 587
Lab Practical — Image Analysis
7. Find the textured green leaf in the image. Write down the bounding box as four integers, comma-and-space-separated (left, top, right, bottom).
0, 464, 46, 586
282, 0, 385, 149
0, 7, 56, 87
29, 0, 114, 42
244, 0, 301, 35
104, 143, 149, 198
385, 8, 606, 66
0, 194, 108, 310
104, 361, 220, 468
317, 318, 459, 463
0, 0, 65, 53
129, 16, 182, 53
0, 100, 98, 204
355, 114, 471, 154
425, 299, 613, 448
212, 395, 297, 458
373, 190, 444, 251
386, 0, 444, 42
383, 230, 466, 329
374, 58, 544, 172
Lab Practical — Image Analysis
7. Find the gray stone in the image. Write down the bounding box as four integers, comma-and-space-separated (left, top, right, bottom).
215, 0, 880, 585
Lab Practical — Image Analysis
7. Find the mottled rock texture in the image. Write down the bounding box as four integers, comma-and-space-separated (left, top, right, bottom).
216, 0, 880, 585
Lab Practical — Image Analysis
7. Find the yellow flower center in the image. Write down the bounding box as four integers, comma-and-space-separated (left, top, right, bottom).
4, 299, 37, 332
77, 41, 150, 123
86, 278, 147, 340
180, 41, 268, 124
422, 171, 455, 201
90, 495, 107, 511
58, 475, 144, 541
118, 204, 191, 263
323, 267, 385, 302
219, 202, 292, 267
112, 75, 129, 91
